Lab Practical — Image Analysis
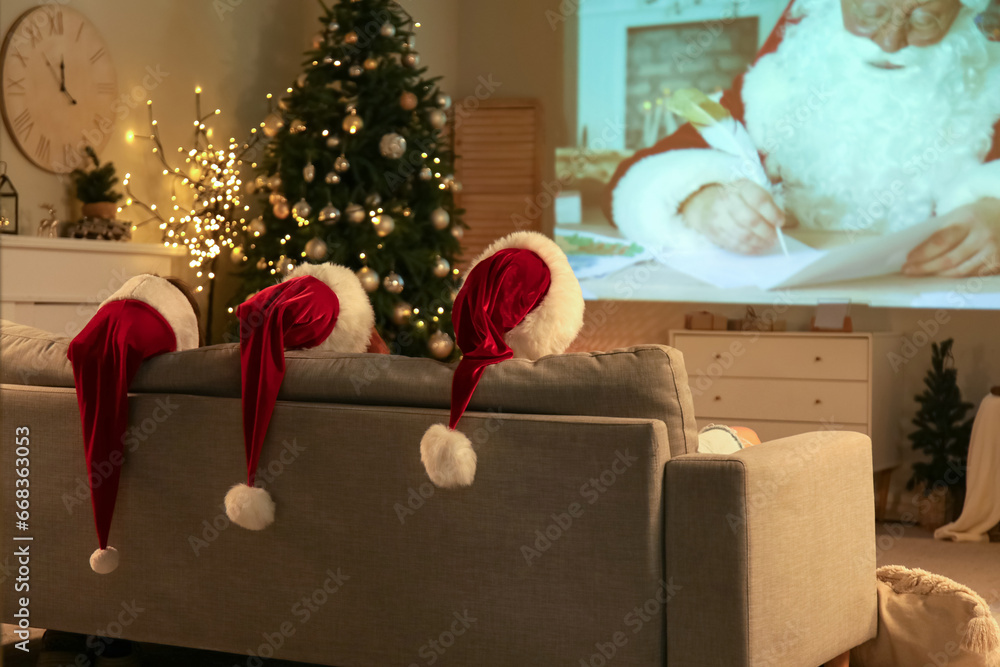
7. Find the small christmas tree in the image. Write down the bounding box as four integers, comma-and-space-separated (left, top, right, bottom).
237, 0, 464, 359
906, 339, 975, 513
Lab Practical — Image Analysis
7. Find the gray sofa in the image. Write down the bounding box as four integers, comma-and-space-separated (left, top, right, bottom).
0, 320, 876, 666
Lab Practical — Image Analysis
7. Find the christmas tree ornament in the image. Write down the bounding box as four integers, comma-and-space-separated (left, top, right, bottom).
245, 179, 257, 195
231, 246, 246, 264
428, 108, 447, 129
278, 97, 291, 111
296, 73, 308, 88
345, 203, 366, 223
442, 173, 456, 189
249, 217, 267, 236
327, 20, 339, 32
303, 162, 316, 183
403, 52, 420, 68
256, 257, 268, 271
276, 255, 292, 274
427, 331, 454, 360
289, 119, 307, 134
419, 167, 433, 181
419, 232, 585, 488
305, 236, 328, 260
263, 112, 284, 137
364, 57, 379, 71
292, 198, 312, 220
342, 111, 364, 134
435, 93, 452, 110
268, 173, 283, 189
326, 135, 341, 149
325, 171, 341, 185
366, 193, 382, 208
349, 65, 363, 77
335, 155, 351, 173
268, 192, 283, 205
273, 199, 291, 219
322, 55, 334, 65
383, 271, 405, 294
344, 31, 359, 45
373, 213, 395, 237
400, 91, 418, 110
392, 302, 413, 325
431, 207, 450, 230
405, 35, 417, 50
357, 266, 380, 292
319, 203, 341, 224
379, 132, 407, 159
254, 174, 267, 190
380, 22, 396, 37
451, 225, 464, 240
432, 256, 451, 278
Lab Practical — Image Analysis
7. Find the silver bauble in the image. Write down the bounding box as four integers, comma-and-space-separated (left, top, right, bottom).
431, 207, 450, 230
427, 331, 454, 359
356, 266, 379, 292
428, 108, 447, 129
451, 225, 464, 240
325, 171, 341, 185
267, 173, 283, 190
303, 162, 315, 183
419, 167, 433, 181
262, 112, 284, 138
273, 200, 290, 219
373, 214, 395, 237
326, 135, 341, 149
305, 237, 328, 260
365, 193, 382, 208
289, 119, 307, 134
292, 198, 312, 220
382, 271, 405, 294
435, 93, 452, 110
322, 55, 334, 65
349, 65, 363, 78
379, 133, 407, 159
327, 21, 339, 32
392, 302, 413, 325
230, 246, 245, 264
334, 155, 351, 173
380, 22, 396, 37
432, 256, 451, 278
402, 52, 420, 68
342, 112, 364, 134
319, 203, 341, 224
256, 257, 268, 271
248, 217, 267, 236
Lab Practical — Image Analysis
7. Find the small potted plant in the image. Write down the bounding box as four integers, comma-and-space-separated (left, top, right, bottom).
71, 146, 122, 220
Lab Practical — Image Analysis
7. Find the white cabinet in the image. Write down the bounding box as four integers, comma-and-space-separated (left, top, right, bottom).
0, 236, 185, 338
670, 330, 904, 474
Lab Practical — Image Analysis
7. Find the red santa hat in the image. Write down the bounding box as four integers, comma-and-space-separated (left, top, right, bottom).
225, 262, 376, 530
67, 274, 201, 574
420, 231, 585, 488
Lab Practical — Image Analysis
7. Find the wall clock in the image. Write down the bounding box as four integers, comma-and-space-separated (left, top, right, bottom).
1, 6, 118, 174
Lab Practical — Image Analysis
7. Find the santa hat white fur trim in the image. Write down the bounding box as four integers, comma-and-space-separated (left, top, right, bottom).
463, 231, 585, 359
420, 424, 477, 488
100, 274, 200, 351
225, 483, 276, 530
283, 263, 375, 354
90, 546, 120, 574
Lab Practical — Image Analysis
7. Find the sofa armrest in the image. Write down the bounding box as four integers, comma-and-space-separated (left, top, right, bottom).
665, 431, 878, 667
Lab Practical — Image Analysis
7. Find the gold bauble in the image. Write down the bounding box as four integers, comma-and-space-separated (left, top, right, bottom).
428, 331, 454, 359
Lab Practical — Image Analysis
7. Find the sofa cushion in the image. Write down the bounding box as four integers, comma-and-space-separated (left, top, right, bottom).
0, 319, 699, 456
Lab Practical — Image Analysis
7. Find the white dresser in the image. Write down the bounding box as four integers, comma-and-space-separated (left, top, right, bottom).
0, 236, 185, 338
669, 330, 904, 475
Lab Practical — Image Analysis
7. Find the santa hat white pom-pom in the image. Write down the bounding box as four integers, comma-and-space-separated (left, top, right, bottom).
90, 546, 119, 574
225, 483, 276, 530
421, 424, 477, 488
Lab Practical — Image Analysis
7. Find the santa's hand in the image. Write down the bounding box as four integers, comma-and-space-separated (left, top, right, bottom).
903, 199, 1000, 278
681, 179, 786, 255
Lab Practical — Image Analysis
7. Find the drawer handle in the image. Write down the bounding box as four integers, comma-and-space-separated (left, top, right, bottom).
814, 356, 822, 362
814, 399, 822, 405
714, 353, 723, 360
714, 396, 722, 401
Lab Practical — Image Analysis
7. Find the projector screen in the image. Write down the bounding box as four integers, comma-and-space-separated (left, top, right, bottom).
554, 0, 1000, 309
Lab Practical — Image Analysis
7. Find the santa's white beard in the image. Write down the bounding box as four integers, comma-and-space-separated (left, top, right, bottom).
743, 0, 1000, 234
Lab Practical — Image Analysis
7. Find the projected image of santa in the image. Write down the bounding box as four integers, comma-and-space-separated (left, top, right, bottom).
609, 0, 1000, 278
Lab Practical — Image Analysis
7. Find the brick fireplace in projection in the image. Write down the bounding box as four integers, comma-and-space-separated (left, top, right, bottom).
573, 0, 787, 152
625, 17, 758, 150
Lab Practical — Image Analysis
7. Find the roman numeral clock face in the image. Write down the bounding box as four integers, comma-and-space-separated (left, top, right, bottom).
1, 7, 117, 173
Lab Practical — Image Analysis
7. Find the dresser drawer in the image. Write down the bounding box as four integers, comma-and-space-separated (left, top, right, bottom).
696, 418, 868, 444
692, 378, 869, 424
673, 334, 869, 381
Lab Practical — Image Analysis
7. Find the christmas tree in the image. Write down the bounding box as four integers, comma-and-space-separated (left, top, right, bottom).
906, 339, 975, 512
237, 0, 464, 359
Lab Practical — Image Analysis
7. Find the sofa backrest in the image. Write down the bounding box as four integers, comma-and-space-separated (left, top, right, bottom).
0, 319, 699, 457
